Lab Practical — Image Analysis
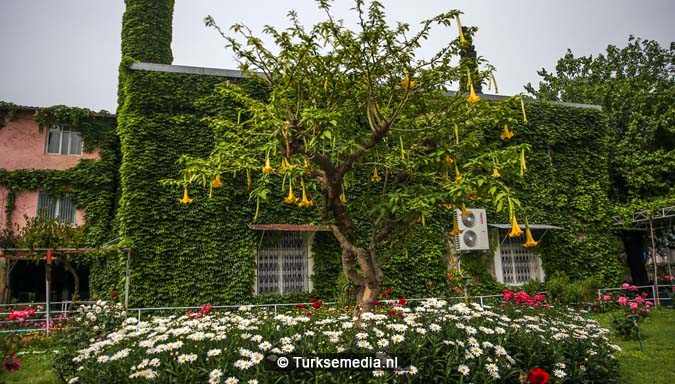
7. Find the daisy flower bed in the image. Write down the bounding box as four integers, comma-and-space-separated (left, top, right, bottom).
59, 299, 620, 383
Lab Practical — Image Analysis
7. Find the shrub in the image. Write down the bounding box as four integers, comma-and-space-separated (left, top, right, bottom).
66, 299, 620, 383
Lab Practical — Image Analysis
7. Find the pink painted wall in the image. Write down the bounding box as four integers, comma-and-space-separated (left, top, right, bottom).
0, 110, 97, 231
0, 110, 99, 171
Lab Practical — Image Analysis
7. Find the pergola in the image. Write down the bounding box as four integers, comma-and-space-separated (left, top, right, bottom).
0, 247, 131, 334
613, 205, 675, 304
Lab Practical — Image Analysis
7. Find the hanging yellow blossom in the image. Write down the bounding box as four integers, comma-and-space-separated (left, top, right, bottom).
454, 123, 459, 145
500, 124, 514, 140
370, 167, 382, 182
492, 168, 501, 178
262, 157, 274, 174
461, 203, 471, 217
445, 155, 454, 166
520, 97, 528, 124
443, 203, 455, 210
467, 82, 480, 104
298, 185, 313, 207
211, 174, 224, 188
455, 15, 466, 44
519, 148, 527, 176
323, 78, 329, 91
448, 219, 463, 236
466, 69, 480, 104
339, 191, 347, 204
283, 184, 299, 204
523, 219, 539, 248
400, 73, 415, 90
454, 164, 462, 184
508, 214, 524, 238
179, 187, 193, 204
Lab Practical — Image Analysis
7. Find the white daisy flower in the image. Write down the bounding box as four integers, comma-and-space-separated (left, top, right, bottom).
207, 349, 222, 357
553, 369, 566, 378
458, 364, 470, 376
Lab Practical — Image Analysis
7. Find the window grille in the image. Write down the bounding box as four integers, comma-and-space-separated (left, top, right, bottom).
37, 191, 76, 225
498, 237, 543, 285
46, 125, 82, 155
256, 231, 308, 294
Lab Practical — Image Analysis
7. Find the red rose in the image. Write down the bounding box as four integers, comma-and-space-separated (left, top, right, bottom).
374, 299, 380, 305
309, 297, 316, 303
296, 303, 305, 309
3, 354, 20, 373
527, 368, 550, 384
111, 292, 117, 298
385, 288, 393, 295
399, 298, 407, 305
312, 300, 322, 309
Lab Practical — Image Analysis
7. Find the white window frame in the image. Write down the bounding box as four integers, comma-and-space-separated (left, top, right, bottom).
45, 125, 83, 155
254, 231, 314, 295
36, 191, 77, 225
494, 234, 545, 286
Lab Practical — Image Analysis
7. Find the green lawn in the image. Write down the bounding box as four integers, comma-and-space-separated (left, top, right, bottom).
0, 352, 60, 384
593, 308, 675, 384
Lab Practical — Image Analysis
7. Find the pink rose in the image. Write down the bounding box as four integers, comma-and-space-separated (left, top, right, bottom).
617, 297, 628, 305
622, 283, 630, 289
629, 302, 638, 310
603, 295, 612, 301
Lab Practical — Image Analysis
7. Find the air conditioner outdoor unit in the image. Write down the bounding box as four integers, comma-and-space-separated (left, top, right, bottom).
455, 208, 489, 251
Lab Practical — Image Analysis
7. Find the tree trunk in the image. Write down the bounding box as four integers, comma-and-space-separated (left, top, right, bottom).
353, 283, 381, 318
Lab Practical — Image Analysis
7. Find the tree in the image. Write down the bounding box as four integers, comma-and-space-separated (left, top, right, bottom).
526, 36, 675, 203
170, 0, 528, 315
526, 36, 675, 285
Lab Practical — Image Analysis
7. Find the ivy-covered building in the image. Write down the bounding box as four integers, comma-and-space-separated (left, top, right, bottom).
0, 103, 119, 302
0, 0, 625, 306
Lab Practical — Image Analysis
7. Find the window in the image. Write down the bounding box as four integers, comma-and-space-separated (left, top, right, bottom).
46, 125, 82, 155
256, 231, 312, 294
37, 191, 77, 225
494, 237, 544, 285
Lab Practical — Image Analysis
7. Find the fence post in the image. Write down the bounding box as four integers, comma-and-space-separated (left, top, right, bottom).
480, 296, 484, 307
137, 309, 141, 321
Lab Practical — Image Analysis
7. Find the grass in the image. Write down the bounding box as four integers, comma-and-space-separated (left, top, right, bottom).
593, 307, 675, 384
1, 309, 673, 383
0, 352, 60, 384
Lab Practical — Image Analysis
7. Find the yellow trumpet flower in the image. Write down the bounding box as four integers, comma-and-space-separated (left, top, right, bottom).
520, 148, 527, 177
492, 168, 501, 178
179, 187, 193, 204
304, 159, 312, 175
262, 157, 274, 174
520, 97, 528, 124
523, 220, 539, 248
339, 191, 347, 204
508, 214, 524, 238
211, 174, 224, 188
500, 124, 514, 140
370, 167, 382, 182
455, 15, 466, 44
400, 73, 415, 90
298, 185, 313, 207
461, 203, 471, 217
467, 82, 480, 104
323, 78, 329, 90
449, 219, 464, 236
445, 155, 454, 165
454, 164, 462, 184
283, 184, 299, 204
443, 203, 455, 210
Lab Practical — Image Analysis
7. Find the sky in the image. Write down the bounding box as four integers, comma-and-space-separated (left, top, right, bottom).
0, 0, 673, 112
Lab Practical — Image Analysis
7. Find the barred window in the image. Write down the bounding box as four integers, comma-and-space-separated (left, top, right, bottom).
256, 231, 310, 294
495, 237, 544, 285
46, 125, 82, 155
37, 191, 77, 225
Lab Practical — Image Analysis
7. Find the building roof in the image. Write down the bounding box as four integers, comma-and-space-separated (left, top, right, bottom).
248, 224, 331, 232
489, 224, 562, 230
